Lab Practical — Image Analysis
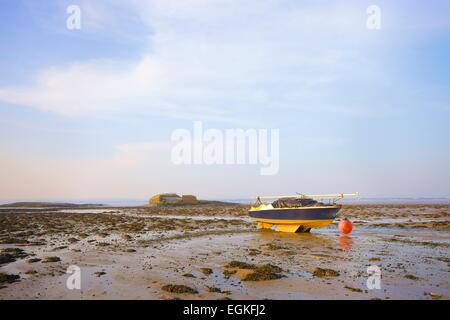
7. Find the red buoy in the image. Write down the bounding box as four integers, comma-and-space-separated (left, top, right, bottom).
338, 218, 353, 235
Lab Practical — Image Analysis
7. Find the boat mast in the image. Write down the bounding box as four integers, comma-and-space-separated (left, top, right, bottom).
255, 193, 359, 200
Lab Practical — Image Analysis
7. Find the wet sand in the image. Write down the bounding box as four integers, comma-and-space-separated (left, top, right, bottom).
0, 204, 449, 300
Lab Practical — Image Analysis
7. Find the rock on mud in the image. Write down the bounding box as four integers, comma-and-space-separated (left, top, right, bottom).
182, 273, 195, 278
424, 291, 442, 299
41, 256, 61, 263
344, 286, 363, 293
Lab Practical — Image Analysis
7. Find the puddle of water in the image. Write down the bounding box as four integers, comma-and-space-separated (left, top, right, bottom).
58, 209, 120, 214
136, 214, 248, 221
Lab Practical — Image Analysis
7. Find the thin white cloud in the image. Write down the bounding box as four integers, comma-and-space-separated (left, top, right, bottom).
0, 58, 163, 115
0, 1, 374, 119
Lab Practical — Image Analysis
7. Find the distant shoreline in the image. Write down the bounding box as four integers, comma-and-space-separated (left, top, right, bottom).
0, 199, 240, 209
0, 197, 449, 209
0, 202, 105, 208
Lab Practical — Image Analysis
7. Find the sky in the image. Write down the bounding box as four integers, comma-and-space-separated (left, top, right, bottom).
0, 0, 449, 201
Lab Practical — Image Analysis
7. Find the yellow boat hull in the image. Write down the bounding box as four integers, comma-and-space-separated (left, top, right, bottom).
252, 218, 334, 233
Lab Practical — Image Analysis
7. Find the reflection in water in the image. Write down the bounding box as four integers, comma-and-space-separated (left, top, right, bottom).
339, 235, 354, 251
252, 229, 335, 248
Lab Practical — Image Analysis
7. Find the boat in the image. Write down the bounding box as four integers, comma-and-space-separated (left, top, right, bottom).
249, 193, 358, 233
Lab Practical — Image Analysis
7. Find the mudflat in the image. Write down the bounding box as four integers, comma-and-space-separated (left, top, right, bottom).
0, 204, 449, 299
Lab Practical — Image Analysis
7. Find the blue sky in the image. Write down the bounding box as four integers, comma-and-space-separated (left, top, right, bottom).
0, 0, 449, 200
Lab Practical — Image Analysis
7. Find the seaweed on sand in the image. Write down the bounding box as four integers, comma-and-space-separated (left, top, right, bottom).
242, 264, 284, 281
121, 234, 132, 241
206, 286, 222, 293
161, 284, 198, 294
200, 268, 213, 275
41, 256, 61, 263
309, 267, 340, 277
344, 286, 363, 293
223, 261, 284, 281
248, 249, 261, 256
405, 274, 419, 280
261, 243, 287, 250
95, 232, 109, 238
225, 261, 256, 269
0, 254, 16, 265
182, 273, 195, 278
368, 257, 381, 262
0, 238, 29, 245
96, 242, 110, 247
223, 269, 237, 279
0, 248, 29, 266
0, 273, 20, 284
24, 270, 37, 275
